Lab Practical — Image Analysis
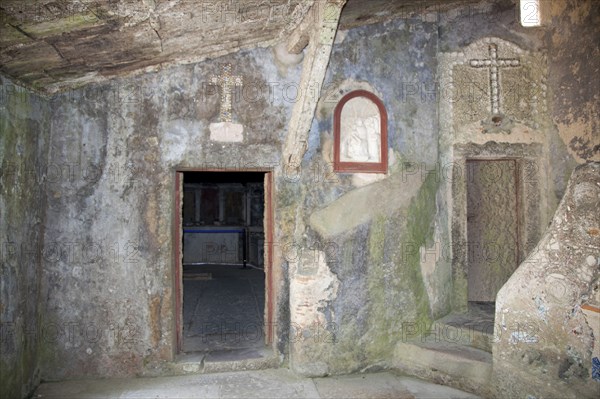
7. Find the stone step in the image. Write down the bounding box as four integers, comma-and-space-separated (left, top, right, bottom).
393, 336, 492, 397
433, 313, 495, 353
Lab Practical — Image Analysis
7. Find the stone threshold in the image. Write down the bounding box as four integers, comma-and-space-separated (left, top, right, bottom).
142, 347, 280, 377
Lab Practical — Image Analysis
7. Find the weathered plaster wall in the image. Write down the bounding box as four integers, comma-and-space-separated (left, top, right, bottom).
35, 15, 445, 380
39, 48, 300, 380
2, 0, 597, 392
544, 0, 600, 164
493, 162, 600, 398
439, 0, 598, 202
434, 3, 599, 396
435, 0, 598, 313
286, 18, 443, 376
0, 77, 50, 398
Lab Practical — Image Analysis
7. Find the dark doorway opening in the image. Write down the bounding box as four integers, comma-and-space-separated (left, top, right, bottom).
179, 171, 267, 353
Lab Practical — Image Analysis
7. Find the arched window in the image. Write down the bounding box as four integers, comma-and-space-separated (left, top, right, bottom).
333, 90, 388, 173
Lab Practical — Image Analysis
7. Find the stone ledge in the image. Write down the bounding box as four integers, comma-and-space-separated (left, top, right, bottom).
309, 171, 423, 238
392, 338, 492, 397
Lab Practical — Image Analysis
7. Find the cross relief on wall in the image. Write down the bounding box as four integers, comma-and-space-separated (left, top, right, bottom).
208, 63, 245, 142
210, 63, 243, 123
468, 43, 521, 116
440, 37, 548, 134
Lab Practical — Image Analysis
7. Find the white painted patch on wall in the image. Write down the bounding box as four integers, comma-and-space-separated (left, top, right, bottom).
160, 119, 192, 163
209, 122, 244, 142
289, 249, 340, 332
510, 331, 539, 344
273, 42, 304, 66
334, 30, 348, 44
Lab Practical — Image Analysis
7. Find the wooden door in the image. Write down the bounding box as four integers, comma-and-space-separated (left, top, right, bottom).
466, 159, 520, 302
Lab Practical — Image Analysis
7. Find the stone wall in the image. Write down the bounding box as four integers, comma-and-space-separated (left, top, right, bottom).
1, 0, 598, 393
286, 18, 441, 375
545, 0, 600, 165
493, 162, 599, 398
435, 0, 599, 313
24, 14, 446, 380
38, 48, 298, 380
0, 77, 50, 398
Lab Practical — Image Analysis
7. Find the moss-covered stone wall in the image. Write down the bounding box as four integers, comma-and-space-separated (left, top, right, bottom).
289, 18, 442, 374
0, 76, 50, 399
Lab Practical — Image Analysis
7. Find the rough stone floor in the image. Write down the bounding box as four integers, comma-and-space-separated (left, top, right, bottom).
183, 264, 265, 352
34, 370, 481, 399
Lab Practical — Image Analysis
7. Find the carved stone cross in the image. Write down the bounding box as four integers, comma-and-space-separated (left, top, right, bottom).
210, 63, 243, 123
469, 43, 520, 115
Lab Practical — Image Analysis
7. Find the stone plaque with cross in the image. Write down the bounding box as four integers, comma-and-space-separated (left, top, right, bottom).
210, 63, 243, 123
209, 63, 245, 142
440, 37, 548, 133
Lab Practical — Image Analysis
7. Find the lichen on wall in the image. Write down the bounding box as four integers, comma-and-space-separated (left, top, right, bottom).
289, 17, 443, 374
402, 172, 438, 327
364, 173, 437, 359
0, 76, 50, 399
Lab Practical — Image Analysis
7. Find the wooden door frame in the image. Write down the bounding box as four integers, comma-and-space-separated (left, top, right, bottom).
172, 168, 274, 354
